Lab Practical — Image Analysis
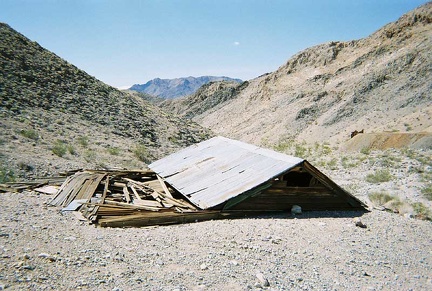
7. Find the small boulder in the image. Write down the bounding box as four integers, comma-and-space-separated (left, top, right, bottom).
256, 272, 270, 287
291, 205, 302, 215
353, 217, 367, 228
200, 263, 208, 270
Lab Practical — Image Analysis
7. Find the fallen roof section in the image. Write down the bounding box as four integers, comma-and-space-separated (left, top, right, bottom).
149, 136, 365, 211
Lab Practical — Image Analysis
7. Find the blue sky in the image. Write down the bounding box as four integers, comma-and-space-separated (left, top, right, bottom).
0, 0, 428, 88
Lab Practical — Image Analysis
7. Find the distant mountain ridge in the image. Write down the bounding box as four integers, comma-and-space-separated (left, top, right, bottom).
129, 76, 242, 99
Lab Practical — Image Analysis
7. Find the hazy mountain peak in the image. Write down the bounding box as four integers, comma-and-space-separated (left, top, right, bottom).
129, 76, 242, 99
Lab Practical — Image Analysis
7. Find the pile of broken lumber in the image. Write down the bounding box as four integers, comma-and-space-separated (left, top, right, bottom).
49, 169, 261, 227
48, 170, 210, 227
0, 170, 80, 193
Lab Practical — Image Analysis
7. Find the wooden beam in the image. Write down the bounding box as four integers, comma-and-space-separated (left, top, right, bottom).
156, 175, 174, 198
129, 185, 143, 201
98, 210, 269, 228
122, 186, 131, 203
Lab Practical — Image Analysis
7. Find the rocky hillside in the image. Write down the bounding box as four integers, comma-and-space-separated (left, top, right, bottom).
160, 80, 249, 119
0, 23, 211, 180
129, 76, 242, 99
169, 3, 432, 149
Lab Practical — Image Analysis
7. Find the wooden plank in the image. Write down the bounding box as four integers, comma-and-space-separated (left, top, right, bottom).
103, 200, 160, 211
129, 185, 143, 201
101, 176, 110, 203
98, 210, 269, 228
143, 179, 164, 192
49, 173, 85, 206
34, 185, 59, 195
133, 199, 170, 208
60, 174, 90, 207
112, 182, 127, 188
154, 190, 197, 210
75, 178, 94, 200
157, 174, 174, 198
69, 173, 105, 206
88, 175, 110, 221
261, 187, 334, 196
123, 186, 131, 203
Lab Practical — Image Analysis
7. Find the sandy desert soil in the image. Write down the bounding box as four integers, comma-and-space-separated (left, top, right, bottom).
0, 191, 431, 291
1, 147, 432, 291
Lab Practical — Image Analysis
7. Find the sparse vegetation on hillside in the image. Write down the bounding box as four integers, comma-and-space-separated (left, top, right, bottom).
160, 81, 249, 119
133, 144, 151, 163
19, 128, 39, 140
367, 191, 431, 219
267, 136, 432, 220
76, 136, 89, 148
421, 185, 432, 201
0, 22, 212, 179
51, 140, 69, 157
0, 164, 15, 184
107, 146, 121, 156
365, 169, 393, 183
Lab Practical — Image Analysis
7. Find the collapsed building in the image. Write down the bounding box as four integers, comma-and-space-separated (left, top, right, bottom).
49, 136, 366, 227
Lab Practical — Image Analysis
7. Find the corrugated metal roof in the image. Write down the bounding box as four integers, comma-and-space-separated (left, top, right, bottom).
149, 136, 304, 209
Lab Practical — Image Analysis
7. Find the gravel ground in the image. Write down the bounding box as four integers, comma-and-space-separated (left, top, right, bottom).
0, 190, 431, 291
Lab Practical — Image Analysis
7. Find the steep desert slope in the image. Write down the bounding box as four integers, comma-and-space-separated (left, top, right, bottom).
187, 3, 432, 147
0, 23, 211, 179
160, 80, 249, 119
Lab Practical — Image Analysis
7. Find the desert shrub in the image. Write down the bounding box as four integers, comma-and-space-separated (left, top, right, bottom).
366, 169, 393, 183
18, 162, 34, 172
326, 158, 338, 170
376, 151, 402, 167
404, 123, 412, 131
421, 185, 432, 201
421, 171, 432, 183
368, 191, 395, 206
84, 150, 96, 162
77, 136, 89, 148
273, 138, 293, 153
67, 144, 76, 155
133, 144, 150, 163
52, 140, 67, 157
369, 191, 413, 215
0, 165, 15, 183
401, 148, 416, 159
360, 147, 370, 155
107, 146, 120, 156
20, 129, 38, 140
294, 144, 307, 158
341, 156, 360, 168
414, 154, 432, 167
411, 202, 432, 220
321, 144, 332, 155
344, 183, 359, 193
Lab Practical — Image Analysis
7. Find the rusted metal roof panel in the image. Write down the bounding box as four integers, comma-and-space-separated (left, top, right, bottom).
149, 136, 304, 209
